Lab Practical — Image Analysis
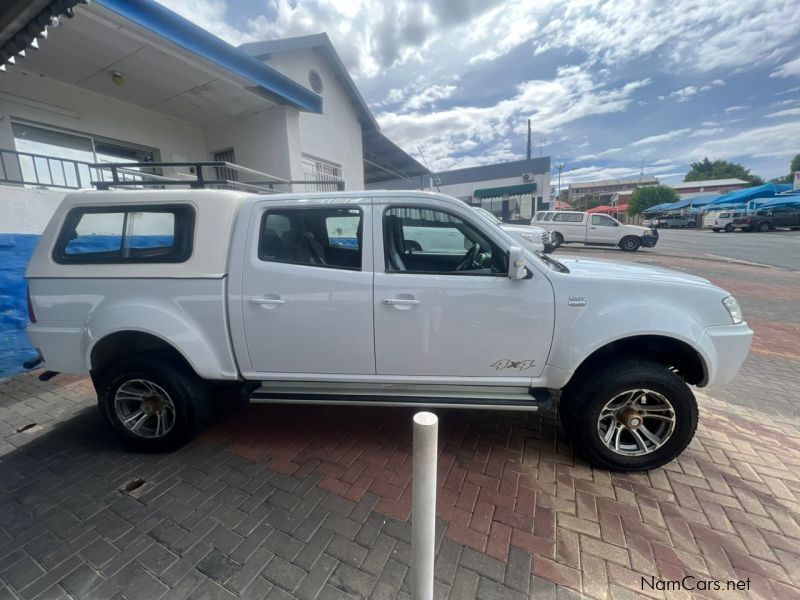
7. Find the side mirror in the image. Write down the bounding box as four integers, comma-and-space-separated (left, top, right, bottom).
508, 246, 527, 280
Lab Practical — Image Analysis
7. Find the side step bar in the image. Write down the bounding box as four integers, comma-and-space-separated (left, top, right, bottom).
249, 382, 552, 411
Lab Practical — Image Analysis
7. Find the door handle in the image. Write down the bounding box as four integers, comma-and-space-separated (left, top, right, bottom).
383, 298, 420, 306
250, 297, 285, 306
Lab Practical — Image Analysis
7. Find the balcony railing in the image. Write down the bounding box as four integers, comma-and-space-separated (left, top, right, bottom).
0, 149, 344, 193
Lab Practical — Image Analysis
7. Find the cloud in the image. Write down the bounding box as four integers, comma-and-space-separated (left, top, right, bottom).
724, 105, 749, 112
377, 67, 651, 170
664, 79, 725, 102
689, 122, 800, 160
689, 127, 725, 137
771, 56, 800, 78
766, 107, 800, 118
402, 84, 458, 111
629, 129, 691, 147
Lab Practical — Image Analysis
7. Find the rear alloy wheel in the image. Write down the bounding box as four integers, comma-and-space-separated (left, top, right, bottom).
757, 221, 771, 232
560, 358, 698, 471
724, 224, 734, 233
551, 232, 564, 248
98, 356, 211, 451
619, 236, 641, 252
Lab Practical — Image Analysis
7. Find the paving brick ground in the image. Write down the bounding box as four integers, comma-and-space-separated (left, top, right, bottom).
0, 252, 798, 600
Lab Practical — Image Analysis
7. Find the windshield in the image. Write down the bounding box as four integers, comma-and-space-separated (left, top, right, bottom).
473, 207, 502, 225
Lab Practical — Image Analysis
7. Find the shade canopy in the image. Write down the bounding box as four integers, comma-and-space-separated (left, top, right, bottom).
709, 182, 792, 205
588, 204, 628, 213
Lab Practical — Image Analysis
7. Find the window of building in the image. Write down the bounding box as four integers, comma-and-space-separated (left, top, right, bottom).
11, 121, 159, 188
302, 154, 342, 192
383, 206, 505, 275
259, 207, 362, 270
54, 205, 194, 264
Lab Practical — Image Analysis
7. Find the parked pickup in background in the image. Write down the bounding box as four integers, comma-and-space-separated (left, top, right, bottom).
534, 210, 659, 251
733, 207, 800, 232
26, 190, 751, 470
472, 206, 555, 253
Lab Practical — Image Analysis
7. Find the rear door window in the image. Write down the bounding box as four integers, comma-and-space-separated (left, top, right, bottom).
55, 205, 194, 263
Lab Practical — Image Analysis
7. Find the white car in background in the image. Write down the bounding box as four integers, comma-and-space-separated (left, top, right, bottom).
703, 210, 743, 232
473, 207, 555, 253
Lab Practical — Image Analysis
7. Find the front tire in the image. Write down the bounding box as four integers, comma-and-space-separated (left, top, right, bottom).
97, 356, 211, 451
551, 232, 563, 248
724, 224, 734, 233
559, 358, 698, 471
619, 236, 642, 252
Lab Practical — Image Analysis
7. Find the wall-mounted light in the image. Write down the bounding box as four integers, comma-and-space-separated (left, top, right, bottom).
111, 71, 124, 86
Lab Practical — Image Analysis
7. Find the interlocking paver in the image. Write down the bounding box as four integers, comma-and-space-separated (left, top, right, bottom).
1, 253, 800, 599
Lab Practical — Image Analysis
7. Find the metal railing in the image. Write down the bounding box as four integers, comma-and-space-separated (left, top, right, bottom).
0, 150, 344, 193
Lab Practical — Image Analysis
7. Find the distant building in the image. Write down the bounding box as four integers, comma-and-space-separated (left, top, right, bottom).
567, 176, 659, 210
669, 179, 748, 197
368, 157, 551, 224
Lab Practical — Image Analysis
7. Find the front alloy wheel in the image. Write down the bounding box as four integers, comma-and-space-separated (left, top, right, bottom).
596, 389, 675, 456
560, 358, 698, 471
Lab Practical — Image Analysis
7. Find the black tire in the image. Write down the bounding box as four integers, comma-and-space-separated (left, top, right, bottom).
740, 226, 751, 232
551, 232, 563, 248
559, 358, 698, 471
619, 236, 641, 252
757, 221, 771, 232
711, 228, 720, 232
97, 355, 211, 451
724, 224, 734, 233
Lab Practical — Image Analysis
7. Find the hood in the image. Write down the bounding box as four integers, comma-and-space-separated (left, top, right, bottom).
556, 256, 713, 286
624, 224, 651, 234
501, 224, 546, 235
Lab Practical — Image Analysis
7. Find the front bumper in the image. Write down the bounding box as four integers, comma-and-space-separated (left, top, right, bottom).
699, 322, 753, 386
642, 230, 659, 248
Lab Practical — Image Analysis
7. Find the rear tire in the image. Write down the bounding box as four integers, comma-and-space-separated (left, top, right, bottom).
724, 224, 734, 233
97, 356, 211, 451
757, 221, 771, 232
619, 236, 641, 252
559, 358, 698, 471
711, 228, 720, 232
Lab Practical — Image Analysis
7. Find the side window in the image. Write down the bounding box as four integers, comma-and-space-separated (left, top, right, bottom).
567, 213, 584, 222
259, 207, 362, 270
534, 213, 545, 221
55, 205, 193, 263
591, 215, 616, 226
543, 213, 554, 221
384, 207, 504, 275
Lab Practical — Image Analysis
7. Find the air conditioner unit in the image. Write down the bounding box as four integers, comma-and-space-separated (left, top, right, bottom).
433, 177, 442, 186
522, 173, 533, 181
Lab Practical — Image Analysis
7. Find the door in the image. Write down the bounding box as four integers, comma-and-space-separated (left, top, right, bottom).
587, 214, 621, 243
240, 201, 375, 374
373, 204, 555, 379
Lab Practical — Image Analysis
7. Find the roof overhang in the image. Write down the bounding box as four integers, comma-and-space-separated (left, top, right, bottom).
474, 182, 537, 198
362, 129, 429, 185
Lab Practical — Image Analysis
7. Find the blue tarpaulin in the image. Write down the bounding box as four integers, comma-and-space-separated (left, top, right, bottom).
756, 193, 800, 209
645, 195, 720, 212
709, 182, 792, 205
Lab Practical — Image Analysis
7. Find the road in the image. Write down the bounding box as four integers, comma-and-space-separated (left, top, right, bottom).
558, 227, 800, 270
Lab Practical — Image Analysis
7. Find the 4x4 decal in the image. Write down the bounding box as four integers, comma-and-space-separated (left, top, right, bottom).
491, 359, 536, 371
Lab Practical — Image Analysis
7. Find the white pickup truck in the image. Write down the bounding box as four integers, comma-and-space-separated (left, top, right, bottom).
25, 190, 752, 470
534, 210, 658, 251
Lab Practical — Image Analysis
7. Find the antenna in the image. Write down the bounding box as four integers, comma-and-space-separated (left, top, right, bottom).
417, 146, 439, 192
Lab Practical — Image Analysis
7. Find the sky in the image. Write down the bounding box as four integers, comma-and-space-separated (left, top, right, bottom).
156, 0, 800, 185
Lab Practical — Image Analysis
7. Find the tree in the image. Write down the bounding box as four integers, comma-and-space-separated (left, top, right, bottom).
627, 185, 679, 216
684, 157, 764, 186
771, 153, 800, 183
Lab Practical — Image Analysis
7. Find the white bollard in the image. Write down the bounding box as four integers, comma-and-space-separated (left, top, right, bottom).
412, 411, 438, 600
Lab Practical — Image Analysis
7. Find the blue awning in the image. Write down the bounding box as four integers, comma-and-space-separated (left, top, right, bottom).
757, 193, 800, 209
709, 182, 792, 205
642, 202, 673, 213
96, 0, 323, 114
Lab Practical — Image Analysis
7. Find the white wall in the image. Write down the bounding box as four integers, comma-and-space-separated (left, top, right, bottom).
262, 49, 365, 190
201, 105, 302, 186
0, 71, 207, 163
0, 186, 67, 234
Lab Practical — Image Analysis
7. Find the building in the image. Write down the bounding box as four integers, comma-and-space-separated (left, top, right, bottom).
0, 0, 425, 376
567, 176, 659, 210
669, 179, 748, 197
369, 157, 551, 224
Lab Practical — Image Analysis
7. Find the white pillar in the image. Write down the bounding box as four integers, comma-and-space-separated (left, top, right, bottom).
412, 411, 438, 600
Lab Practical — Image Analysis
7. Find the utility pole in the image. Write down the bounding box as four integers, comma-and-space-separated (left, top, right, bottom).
526, 119, 532, 160
557, 163, 564, 208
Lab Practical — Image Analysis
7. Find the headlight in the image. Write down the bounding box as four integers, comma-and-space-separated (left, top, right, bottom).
519, 232, 535, 242
722, 296, 743, 324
